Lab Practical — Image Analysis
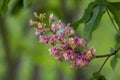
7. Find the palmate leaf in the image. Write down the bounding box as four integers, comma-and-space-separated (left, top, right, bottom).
71, 2, 105, 41
84, 5, 105, 41
71, 2, 98, 30
106, 2, 120, 31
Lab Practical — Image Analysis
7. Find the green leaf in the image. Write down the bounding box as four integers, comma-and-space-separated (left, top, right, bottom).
106, 2, 120, 31
110, 48, 115, 53
96, 75, 106, 80
0, 0, 10, 15
107, 2, 120, 10
11, 0, 23, 14
110, 55, 118, 70
23, 0, 32, 8
90, 72, 106, 80
84, 5, 105, 41
71, 2, 98, 30
71, 2, 105, 41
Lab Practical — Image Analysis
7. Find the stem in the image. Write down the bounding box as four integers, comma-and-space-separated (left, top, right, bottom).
106, 9, 120, 33
97, 56, 110, 76
95, 47, 120, 76
95, 47, 120, 58
94, 7, 120, 77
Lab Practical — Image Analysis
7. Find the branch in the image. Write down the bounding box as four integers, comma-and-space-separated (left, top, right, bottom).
96, 56, 110, 77
95, 47, 120, 58
94, 47, 120, 77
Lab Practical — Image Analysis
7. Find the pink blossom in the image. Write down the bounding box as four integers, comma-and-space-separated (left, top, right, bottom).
72, 55, 81, 67
74, 37, 80, 45
39, 36, 48, 43
35, 29, 43, 35
82, 51, 87, 56
90, 47, 96, 54
82, 51, 93, 60
74, 55, 81, 61
64, 23, 74, 37
51, 23, 56, 31
60, 41, 67, 49
53, 34, 60, 41
79, 57, 88, 67
51, 21, 63, 31
72, 55, 88, 67
81, 56, 88, 64
80, 39, 87, 46
65, 23, 71, 30
66, 50, 72, 57
49, 13, 54, 22
63, 50, 72, 60
47, 36, 54, 45
59, 32, 64, 38
51, 46, 58, 54
56, 20, 62, 28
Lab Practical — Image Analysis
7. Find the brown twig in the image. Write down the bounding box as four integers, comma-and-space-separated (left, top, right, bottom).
96, 56, 110, 77
94, 47, 120, 77
95, 47, 120, 58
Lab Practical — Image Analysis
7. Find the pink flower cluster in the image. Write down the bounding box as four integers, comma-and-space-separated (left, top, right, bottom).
29, 12, 96, 68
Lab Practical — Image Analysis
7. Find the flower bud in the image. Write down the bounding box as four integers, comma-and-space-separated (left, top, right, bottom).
29, 19, 37, 26
49, 13, 54, 22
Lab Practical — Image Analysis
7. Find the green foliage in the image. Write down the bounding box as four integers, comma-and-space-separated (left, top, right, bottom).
72, 0, 120, 41
0, 0, 11, 16
95, 0, 106, 3
71, 2, 98, 30
106, 2, 120, 31
84, 4, 105, 41
107, 2, 120, 70
107, 2, 120, 10
11, 0, 24, 14
90, 72, 106, 80
23, 0, 32, 8
71, 1, 105, 41
110, 55, 118, 70
110, 48, 118, 70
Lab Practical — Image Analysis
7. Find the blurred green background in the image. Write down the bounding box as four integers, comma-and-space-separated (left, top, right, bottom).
0, 0, 120, 80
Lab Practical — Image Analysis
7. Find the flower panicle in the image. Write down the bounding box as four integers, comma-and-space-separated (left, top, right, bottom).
29, 12, 96, 68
